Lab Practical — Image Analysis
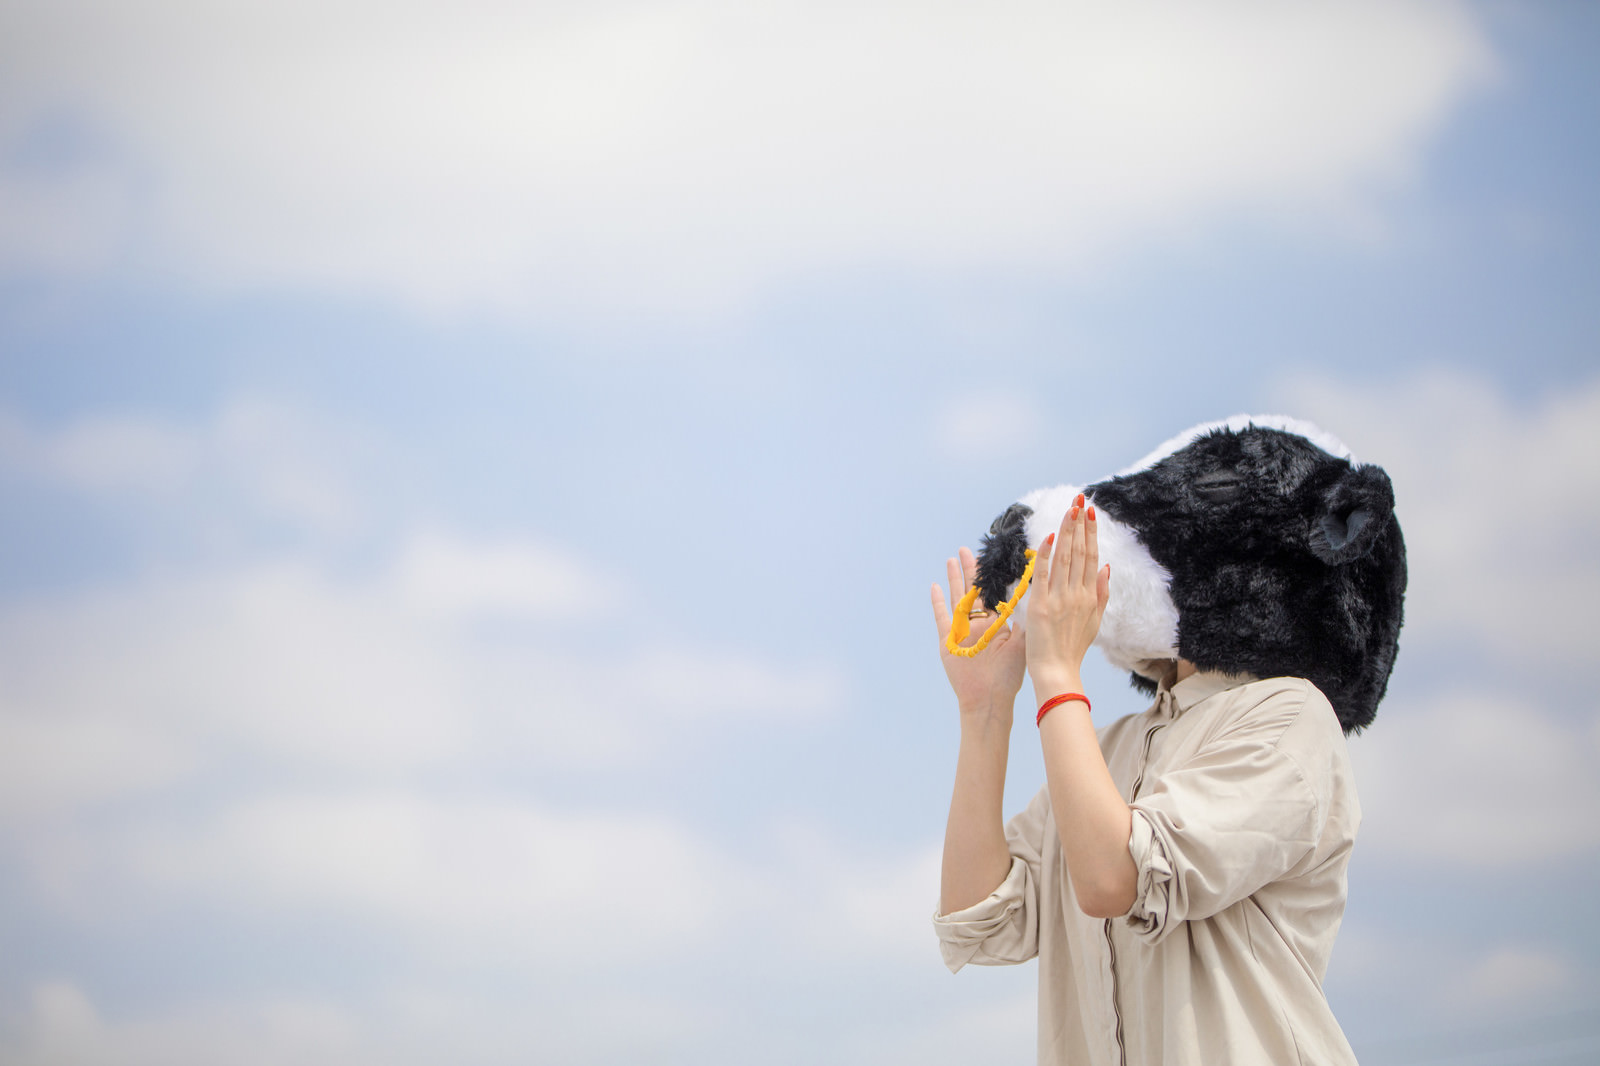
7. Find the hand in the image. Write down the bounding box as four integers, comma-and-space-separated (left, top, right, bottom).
1025, 494, 1111, 692
931, 546, 1027, 722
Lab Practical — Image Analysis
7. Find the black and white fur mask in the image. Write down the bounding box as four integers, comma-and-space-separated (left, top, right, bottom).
975, 416, 1406, 733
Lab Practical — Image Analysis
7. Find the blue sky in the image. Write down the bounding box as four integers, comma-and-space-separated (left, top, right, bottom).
1, 2, 1597, 1063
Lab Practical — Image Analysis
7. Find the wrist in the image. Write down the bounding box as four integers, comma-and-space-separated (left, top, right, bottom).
958, 707, 1014, 747
958, 696, 1016, 721
1030, 669, 1083, 704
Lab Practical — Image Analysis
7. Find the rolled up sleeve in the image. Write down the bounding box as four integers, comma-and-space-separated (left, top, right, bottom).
931, 855, 1037, 972
1123, 716, 1324, 944
932, 788, 1049, 972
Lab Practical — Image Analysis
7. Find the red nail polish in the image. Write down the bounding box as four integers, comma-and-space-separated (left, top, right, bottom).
1075, 493, 1085, 507
1087, 505, 1096, 521
1070, 507, 1080, 521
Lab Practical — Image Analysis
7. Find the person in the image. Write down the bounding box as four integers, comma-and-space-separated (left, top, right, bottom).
930, 495, 1360, 1066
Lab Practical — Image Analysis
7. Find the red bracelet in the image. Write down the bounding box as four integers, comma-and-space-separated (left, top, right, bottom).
1037, 692, 1090, 725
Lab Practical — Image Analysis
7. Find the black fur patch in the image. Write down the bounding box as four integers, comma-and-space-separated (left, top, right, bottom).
975, 503, 1033, 611
1084, 426, 1406, 733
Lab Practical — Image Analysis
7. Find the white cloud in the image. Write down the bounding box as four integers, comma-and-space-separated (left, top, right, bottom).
0, 410, 198, 491
0, 564, 476, 791
774, 822, 944, 966
1441, 946, 1575, 1014
2, 820, 973, 1060
1329, 927, 1591, 1034
8, 772, 936, 978
0, 715, 196, 823
1347, 691, 1600, 867
0, 975, 1043, 1066
395, 531, 612, 620
0, 399, 374, 538
1276, 370, 1600, 666
936, 392, 1044, 463
843, 993, 1037, 1066
0, 772, 955, 1061
0, 0, 1495, 318
0, 393, 849, 831
0, 179, 128, 279
0, 533, 845, 822
626, 646, 845, 721
107, 792, 744, 960
0, 979, 750, 1066
0, 982, 370, 1066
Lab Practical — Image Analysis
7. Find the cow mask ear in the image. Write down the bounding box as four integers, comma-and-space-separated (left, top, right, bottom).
1308, 464, 1395, 565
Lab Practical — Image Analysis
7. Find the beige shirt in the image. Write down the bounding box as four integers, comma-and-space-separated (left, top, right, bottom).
933, 672, 1360, 1066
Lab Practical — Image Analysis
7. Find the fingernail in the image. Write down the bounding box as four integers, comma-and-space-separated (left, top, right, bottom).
1070, 507, 1080, 520
1087, 505, 1096, 522
1075, 493, 1085, 507
1045, 533, 1055, 548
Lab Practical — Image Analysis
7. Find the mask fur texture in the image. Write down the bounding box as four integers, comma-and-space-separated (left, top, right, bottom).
974, 415, 1406, 733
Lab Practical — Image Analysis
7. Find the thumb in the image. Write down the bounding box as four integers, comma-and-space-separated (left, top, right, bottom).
930, 582, 952, 639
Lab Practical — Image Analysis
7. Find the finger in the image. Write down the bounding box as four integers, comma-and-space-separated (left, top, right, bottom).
1035, 531, 1056, 593
930, 582, 952, 639
1097, 563, 1111, 611
958, 546, 979, 602
1084, 501, 1100, 590
1066, 493, 1087, 590
1049, 503, 1075, 595
947, 556, 963, 602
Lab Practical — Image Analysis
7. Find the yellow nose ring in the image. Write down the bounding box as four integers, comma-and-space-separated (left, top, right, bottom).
944, 549, 1037, 658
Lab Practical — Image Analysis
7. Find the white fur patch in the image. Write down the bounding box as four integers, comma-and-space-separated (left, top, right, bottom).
1117, 414, 1353, 476
1017, 483, 1180, 671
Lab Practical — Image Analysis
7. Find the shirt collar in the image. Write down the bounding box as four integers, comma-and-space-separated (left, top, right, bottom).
1155, 669, 1255, 718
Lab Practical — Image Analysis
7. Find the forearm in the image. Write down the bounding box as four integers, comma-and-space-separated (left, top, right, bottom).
1034, 670, 1137, 919
939, 706, 1014, 915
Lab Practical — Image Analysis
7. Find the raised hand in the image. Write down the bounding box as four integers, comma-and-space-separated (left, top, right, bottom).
1025, 494, 1111, 694
931, 546, 1027, 722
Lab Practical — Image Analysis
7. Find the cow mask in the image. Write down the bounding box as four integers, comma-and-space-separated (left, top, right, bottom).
974, 416, 1406, 733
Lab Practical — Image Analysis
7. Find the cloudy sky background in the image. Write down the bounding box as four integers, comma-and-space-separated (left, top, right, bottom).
1, 1, 1597, 1062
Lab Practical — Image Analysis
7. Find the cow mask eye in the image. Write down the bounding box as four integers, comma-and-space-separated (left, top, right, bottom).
1192, 468, 1243, 503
